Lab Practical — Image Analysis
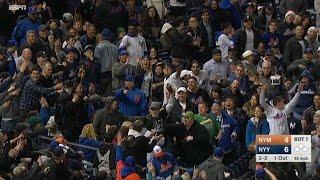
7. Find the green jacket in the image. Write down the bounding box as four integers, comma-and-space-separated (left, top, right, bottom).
194, 113, 221, 146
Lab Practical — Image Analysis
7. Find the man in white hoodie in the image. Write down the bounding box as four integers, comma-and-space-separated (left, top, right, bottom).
259, 84, 302, 135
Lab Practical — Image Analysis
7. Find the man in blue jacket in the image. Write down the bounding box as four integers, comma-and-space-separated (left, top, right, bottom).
210, 101, 239, 165
11, 7, 41, 46
115, 75, 147, 116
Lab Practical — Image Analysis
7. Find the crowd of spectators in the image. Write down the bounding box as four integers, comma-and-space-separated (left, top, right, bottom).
1, 0, 320, 179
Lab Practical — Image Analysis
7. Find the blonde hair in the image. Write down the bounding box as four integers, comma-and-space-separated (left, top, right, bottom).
81, 124, 97, 139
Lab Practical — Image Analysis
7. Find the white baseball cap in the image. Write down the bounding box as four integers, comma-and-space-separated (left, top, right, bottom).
242, 50, 253, 59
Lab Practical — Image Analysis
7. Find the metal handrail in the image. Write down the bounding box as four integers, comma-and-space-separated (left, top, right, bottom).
38, 135, 99, 151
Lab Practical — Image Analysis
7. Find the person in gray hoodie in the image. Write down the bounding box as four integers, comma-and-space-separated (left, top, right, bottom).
198, 147, 227, 180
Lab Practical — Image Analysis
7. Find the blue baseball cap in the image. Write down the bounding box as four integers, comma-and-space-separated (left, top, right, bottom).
7, 40, 17, 47
304, 48, 314, 54
124, 75, 134, 81
213, 147, 224, 158
28, 6, 38, 14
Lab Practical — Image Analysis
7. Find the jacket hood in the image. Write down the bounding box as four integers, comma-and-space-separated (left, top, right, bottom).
104, 96, 116, 110
300, 70, 314, 81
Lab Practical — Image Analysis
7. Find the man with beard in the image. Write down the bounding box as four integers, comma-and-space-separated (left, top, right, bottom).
224, 97, 248, 153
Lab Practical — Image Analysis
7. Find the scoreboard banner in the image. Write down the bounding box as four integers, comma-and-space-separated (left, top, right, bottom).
256, 135, 311, 162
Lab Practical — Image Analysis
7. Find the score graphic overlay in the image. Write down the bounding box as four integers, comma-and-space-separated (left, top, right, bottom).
256, 135, 311, 162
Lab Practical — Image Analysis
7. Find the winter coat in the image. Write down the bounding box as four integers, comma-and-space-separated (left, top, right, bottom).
151, 152, 176, 179
287, 59, 320, 82
290, 71, 318, 120
115, 87, 148, 116
245, 117, 270, 147
127, 129, 157, 167
283, 37, 309, 66
259, 90, 300, 135
234, 28, 260, 57
93, 96, 132, 138
11, 17, 41, 46
198, 157, 227, 180
94, 0, 128, 33
279, 0, 308, 14
115, 146, 141, 180
167, 99, 193, 124
211, 111, 239, 153
62, 100, 90, 142
166, 121, 212, 167
78, 137, 103, 162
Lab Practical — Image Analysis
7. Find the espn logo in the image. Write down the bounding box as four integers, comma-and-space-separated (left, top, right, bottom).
9, 5, 27, 11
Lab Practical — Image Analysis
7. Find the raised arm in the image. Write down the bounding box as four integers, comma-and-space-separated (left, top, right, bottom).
285, 83, 302, 114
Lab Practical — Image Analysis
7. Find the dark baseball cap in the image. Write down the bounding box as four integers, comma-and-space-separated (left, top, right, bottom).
304, 48, 314, 54
36, 51, 47, 58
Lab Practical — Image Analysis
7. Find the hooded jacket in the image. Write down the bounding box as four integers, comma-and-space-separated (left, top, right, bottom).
290, 70, 318, 120
198, 157, 226, 180
245, 117, 270, 147
260, 89, 300, 135
115, 146, 141, 180
93, 96, 131, 138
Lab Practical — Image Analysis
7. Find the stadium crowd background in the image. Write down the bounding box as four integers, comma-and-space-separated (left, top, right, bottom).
1, 0, 320, 179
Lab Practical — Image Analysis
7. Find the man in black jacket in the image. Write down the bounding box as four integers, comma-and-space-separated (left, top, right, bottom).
235, 16, 260, 58
283, 25, 309, 67
166, 111, 212, 168
94, 0, 128, 33
187, 76, 210, 113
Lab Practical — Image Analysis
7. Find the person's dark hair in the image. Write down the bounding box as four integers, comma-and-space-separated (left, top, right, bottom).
65, 33, 75, 41
221, 22, 231, 31
268, 19, 278, 26
189, 15, 198, 21
119, 126, 129, 138
191, 60, 199, 67
255, 105, 264, 113
149, 46, 159, 59
236, 63, 245, 69
188, 76, 198, 82
132, 120, 143, 133
201, 8, 210, 16
104, 125, 118, 143
211, 86, 222, 95
198, 101, 208, 107
250, 93, 259, 101
143, 6, 161, 28
172, 16, 184, 28
225, 96, 235, 102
